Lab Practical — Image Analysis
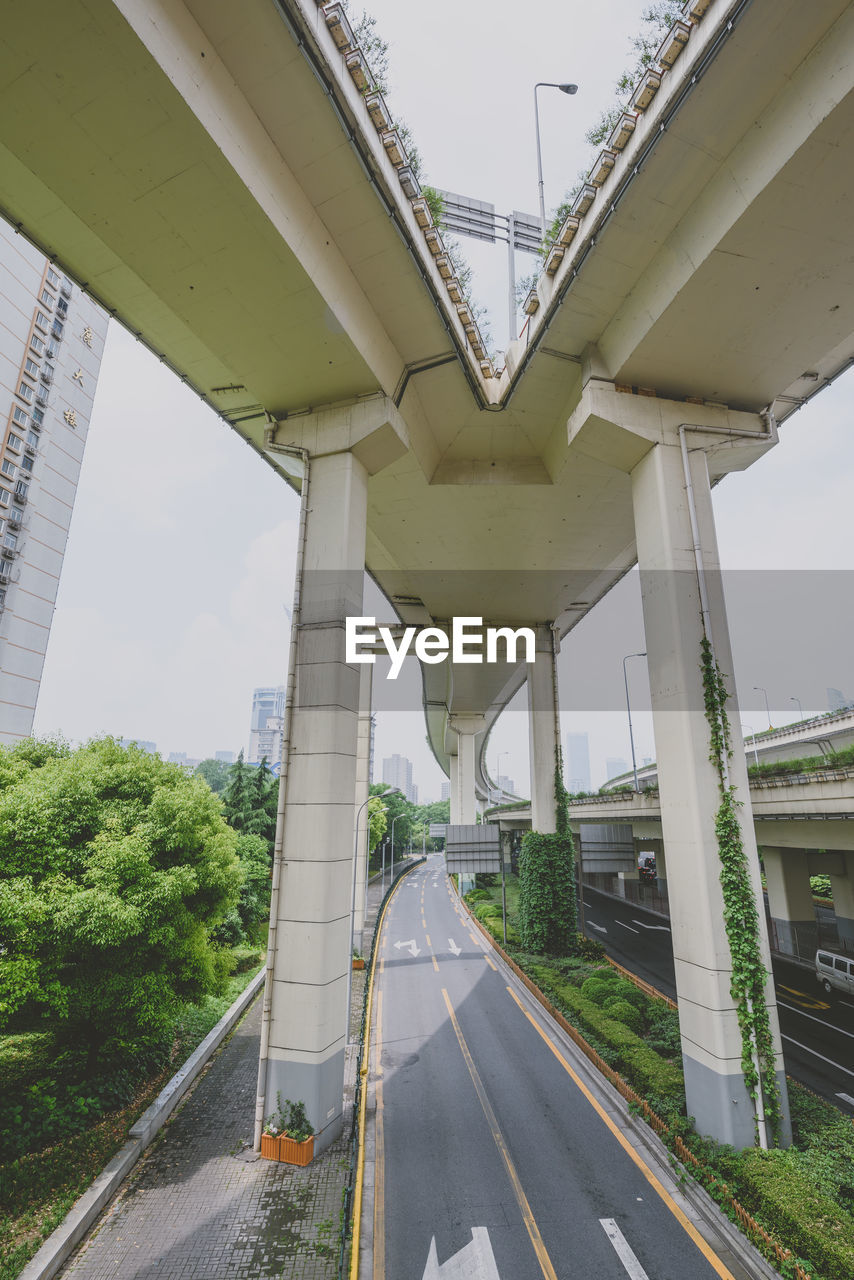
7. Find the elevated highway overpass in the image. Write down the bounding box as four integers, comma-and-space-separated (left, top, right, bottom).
3, 0, 854, 1149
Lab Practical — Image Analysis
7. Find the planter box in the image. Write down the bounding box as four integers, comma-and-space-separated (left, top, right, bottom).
352, 957, 365, 970
260, 1131, 315, 1166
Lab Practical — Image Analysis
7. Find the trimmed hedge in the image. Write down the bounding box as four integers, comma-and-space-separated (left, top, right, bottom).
527, 964, 683, 1110
738, 1148, 854, 1280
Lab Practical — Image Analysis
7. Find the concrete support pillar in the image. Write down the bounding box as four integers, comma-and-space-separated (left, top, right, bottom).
631, 439, 789, 1147
449, 754, 461, 824
527, 624, 560, 833
456, 728, 477, 824
763, 847, 816, 958
829, 851, 854, 949
263, 450, 367, 1154
353, 663, 373, 943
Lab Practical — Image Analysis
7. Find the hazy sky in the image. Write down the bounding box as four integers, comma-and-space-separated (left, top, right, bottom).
32, 0, 854, 798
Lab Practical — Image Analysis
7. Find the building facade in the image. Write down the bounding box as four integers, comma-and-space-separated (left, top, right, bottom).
566, 731, 591, 792
0, 221, 108, 742
248, 685, 286, 764
381, 752, 417, 803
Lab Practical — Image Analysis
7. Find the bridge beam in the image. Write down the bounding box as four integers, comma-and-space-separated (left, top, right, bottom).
262, 448, 367, 1153
829, 851, 854, 950
527, 625, 560, 833
630, 430, 790, 1147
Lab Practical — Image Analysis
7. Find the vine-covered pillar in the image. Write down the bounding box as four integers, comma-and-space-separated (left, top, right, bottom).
631, 439, 790, 1147
527, 623, 560, 833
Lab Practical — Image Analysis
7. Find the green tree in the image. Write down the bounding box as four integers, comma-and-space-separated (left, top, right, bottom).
368, 795, 388, 852
0, 737, 242, 1068
246, 756, 279, 847
195, 757, 233, 795
222, 749, 252, 831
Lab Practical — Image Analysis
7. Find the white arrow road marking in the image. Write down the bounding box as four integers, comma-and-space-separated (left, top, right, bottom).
422, 1228, 500, 1279
836, 1092, 854, 1107
588, 921, 607, 933
448, 938, 462, 956
394, 939, 421, 957
616, 920, 639, 934
631, 919, 671, 932
599, 1219, 650, 1280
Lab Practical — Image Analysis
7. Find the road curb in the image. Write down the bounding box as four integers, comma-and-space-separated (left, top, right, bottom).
17, 966, 266, 1280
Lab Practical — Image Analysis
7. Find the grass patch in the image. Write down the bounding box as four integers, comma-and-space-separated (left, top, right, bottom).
0, 953, 263, 1280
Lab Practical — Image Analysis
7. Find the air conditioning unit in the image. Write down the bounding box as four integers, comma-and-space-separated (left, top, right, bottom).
24, 444, 36, 458
7, 515, 20, 530
35, 390, 47, 406
2, 547, 18, 561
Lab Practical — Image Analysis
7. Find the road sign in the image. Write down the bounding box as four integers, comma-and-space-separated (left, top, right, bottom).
429, 823, 447, 838
444, 824, 501, 874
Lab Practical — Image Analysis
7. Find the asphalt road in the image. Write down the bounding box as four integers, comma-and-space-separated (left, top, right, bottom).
581, 885, 854, 1116
370, 854, 758, 1280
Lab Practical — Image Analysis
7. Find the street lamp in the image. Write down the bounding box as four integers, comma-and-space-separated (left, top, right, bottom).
495, 750, 508, 800
741, 724, 760, 768
390, 810, 405, 886
622, 652, 647, 792
534, 81, 578, 233
754, 685, 772, 732
790, 696, 804, 722
347, 788, 399, 1045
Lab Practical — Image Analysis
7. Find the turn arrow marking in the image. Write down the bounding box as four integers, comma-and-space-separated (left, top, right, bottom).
448, 938, 462, 956
394, 939, 421, 957
422, 1228, 500, 1279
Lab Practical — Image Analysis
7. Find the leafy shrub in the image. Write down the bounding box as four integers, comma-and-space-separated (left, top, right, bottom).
518, 830, 576, 955
603, 997, 643, 1034
645, 1009, 681, 1059
738, 1148, 854, 1280
580, 977, 613, 1004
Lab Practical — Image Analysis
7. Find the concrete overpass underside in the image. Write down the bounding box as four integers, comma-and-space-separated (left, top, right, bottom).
3, 0, 854, 1149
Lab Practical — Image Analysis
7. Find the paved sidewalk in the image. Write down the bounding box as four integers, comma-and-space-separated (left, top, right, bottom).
58, 866, 406, 1280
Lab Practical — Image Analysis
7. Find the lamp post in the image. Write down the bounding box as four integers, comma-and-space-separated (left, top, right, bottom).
495, 750, 508, 800
348, 789, 398, 1044
741, 724, 760, 768
622, 651, 647, 792
790, 696, 804, 722
534, 81, 578, 233
754, 685, 772, 732
390, 810, 404, 886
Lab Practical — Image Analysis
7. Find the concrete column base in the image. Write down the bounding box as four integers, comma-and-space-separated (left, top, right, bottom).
684, 1056, 791, 1149
264, 1050, 346, 1154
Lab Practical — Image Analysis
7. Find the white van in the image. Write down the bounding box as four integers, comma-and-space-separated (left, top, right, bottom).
815, 949, 854, 996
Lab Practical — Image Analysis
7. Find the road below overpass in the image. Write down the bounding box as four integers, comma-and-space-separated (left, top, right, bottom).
581, 886, 854, 1117
366, 854, 763, 1279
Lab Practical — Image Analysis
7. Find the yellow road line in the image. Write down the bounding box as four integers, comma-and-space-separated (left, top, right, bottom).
373, 989, 385, 1280
441, 988, 559, 1280
504, 986, 737, 1280
432, 955, 439, 972
468, 931, 480, 946
484, 956, 497, 972
425, 933, 432, 946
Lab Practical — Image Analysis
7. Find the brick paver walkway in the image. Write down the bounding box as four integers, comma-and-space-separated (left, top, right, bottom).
58, 865, 407, 1280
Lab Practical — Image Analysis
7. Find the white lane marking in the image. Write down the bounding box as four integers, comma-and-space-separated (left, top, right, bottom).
836, 1092, 854, 1106
448, 938, 462, 956
422, 1227, 500, 1279
781, 1034, 854, 1077
588, 921, 608, 933
778, 1001, 854, 1040
631, 919, 671, 932
394, 939, 421, 957
615, 920, 639, 934
599, 1219, 649, 1280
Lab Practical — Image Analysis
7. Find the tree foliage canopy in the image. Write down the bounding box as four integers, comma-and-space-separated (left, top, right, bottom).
0, 737, 242, 1061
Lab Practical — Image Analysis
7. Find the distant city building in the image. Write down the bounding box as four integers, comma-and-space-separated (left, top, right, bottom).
497, 773, 516, 796
215, 750, 236, 763
606, 756, 629, 781
167, 751, 201, 769
827, 687, 852, 712
119, 738, 157, 754
249, 685, 286, 764
382, 752, 417, 803
566, 731, 591, 791
440, 779, 450, 802
0, 219, 108, 742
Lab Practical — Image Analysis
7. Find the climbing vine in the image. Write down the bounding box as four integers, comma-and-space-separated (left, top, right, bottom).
700, 637, 782, 1144
517, 747, 577, 955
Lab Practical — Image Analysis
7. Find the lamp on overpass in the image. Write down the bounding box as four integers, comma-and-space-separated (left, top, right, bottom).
534, 81, 578, 233
754, 685, 773, 731
622, 651, 647, 792
741, 724, 760, 768
790, 696, 804, 722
